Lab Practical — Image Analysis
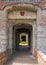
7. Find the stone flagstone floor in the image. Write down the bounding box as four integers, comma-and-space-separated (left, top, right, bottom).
4, 51, 39, 65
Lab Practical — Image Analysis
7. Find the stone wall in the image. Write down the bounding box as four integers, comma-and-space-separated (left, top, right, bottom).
0, 10, 10, 65
37, 8, 46, 55
0, 49, 10, 65
0, 10, 8, 53
37, 51, 46, 65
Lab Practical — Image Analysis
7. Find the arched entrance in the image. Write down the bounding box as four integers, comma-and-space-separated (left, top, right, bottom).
12, 23, 32, 54
3, 3, 37, 56
0, 1, 43, 64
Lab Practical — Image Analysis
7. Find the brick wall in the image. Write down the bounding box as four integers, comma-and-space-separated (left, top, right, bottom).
0, 49, 11, 65
37, 51, 46, 65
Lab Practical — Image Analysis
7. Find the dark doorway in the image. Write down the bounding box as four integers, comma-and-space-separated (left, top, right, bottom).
12, 24, 32, 54
21, 36, 26, 41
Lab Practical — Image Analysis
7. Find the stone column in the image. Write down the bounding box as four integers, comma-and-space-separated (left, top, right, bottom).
9, 24, 13, 54
32, 21, 36, 55
0, 10, 8, 53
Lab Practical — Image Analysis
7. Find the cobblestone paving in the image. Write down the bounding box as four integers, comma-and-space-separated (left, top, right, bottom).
5, 51, 39, 65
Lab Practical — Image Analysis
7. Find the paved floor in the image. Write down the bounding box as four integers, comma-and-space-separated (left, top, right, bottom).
4, 45, 39, 65
4, 51, 38, 65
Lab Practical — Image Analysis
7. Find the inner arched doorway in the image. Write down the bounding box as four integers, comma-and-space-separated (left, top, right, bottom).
12, 23, 32, 54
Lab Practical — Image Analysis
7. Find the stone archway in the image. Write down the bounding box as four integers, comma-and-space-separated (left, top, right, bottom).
6, 3, 37, 55
1, 2, 45, 65
0, 3, 37, 56
8, 19, 36, 55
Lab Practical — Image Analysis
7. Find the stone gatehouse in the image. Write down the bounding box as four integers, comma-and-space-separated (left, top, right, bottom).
0, 1, 46, 65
